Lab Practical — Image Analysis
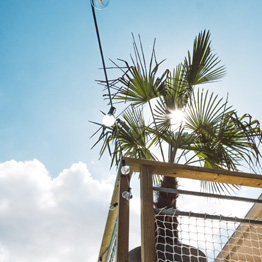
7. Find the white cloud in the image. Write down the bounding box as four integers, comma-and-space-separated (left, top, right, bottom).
0, 159, 117, 262
0, 159, 259, 261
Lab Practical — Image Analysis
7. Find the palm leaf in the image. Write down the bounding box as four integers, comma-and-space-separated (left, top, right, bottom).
183, 30, 226, 87
112, 36, 169, 106
91, 31, 262, 196
91, 107, 157, 167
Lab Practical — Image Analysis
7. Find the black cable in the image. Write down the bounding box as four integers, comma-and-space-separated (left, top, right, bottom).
91, 4, 124, 163
91, 3, 130, 180
91, 4, 113, 108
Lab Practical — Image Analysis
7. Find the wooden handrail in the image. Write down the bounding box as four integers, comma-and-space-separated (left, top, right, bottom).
124, 157, 262, 188
98, 157, 262, 262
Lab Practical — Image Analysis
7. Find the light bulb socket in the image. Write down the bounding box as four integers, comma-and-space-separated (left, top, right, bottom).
108, 106, 116, 116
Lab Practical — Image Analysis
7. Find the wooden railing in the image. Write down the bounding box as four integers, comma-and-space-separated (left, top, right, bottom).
97, 157, 262, 262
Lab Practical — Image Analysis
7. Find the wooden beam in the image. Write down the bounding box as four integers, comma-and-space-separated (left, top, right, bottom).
97, 167, 121, 262
140, 165, 156, 262
124, 157, 262, 188
117, 174, 130, 262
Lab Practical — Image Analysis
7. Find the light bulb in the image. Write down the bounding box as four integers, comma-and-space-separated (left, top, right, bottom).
91, 0, 110, 10
121, 165, 130, 175
102, 114, 115, 127
109, 202, 118, 211
122, 191, 132, 201
102, 106, 116, 127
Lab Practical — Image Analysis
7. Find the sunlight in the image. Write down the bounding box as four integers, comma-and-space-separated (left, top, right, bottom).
168, 109, 184, 128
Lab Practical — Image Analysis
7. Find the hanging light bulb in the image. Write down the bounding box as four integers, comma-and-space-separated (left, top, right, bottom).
122, 191, 131, 200
102, 106, 116, 127
91, 0, 110, 10
102, 114, 115, 127
121, 159, 130, 175
121, 165, 130, 175
122, 188, 133, 201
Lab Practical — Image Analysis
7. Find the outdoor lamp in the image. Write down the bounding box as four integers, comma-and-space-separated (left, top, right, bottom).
102, 106, 116, 127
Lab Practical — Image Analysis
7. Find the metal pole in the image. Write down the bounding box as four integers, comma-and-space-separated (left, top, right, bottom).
154, 208, 262, 225
153, 187, 262, 204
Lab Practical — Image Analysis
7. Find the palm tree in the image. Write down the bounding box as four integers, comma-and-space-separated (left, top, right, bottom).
92, 30, 262, 196
92, 32, 262, 258
92, 30, 262, 260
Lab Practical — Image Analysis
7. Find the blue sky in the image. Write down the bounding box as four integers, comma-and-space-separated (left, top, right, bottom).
1, 0, 262, 177
0, 0, 262, 261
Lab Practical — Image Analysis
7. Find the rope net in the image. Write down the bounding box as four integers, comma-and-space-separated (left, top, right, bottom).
105, 219, 118, 262
155, 209, 262, 262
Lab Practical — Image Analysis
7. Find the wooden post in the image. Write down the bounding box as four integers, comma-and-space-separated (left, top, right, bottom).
140, 165, 156, 262
117, 174, 130, 262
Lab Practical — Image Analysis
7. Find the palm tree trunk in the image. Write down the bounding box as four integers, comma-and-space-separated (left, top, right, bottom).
155, 175, 179, 242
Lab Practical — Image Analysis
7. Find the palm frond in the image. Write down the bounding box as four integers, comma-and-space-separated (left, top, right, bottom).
183, 30, 226, 87
91, 31, 262, 196
112, 36, 169, 106
185, 89, 231, 130
91, 107, 157, 168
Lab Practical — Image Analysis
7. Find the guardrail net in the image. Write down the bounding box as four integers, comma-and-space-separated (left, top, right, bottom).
155, 209, 262, 262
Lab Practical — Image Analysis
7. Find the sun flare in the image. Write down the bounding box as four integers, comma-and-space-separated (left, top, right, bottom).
168, 109, 184, 127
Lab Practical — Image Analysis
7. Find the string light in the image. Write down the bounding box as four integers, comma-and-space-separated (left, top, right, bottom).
91, 3, 114, 127
91, 0, 110, 10
121, 165, 130, 175
91, 1, 133, 201
122, 188, 133, 201
121, 159, 130, 175
92, 4, 133, 262
109, 202, 118, 211
121, 159, 132, 200
102, 106, 116, 127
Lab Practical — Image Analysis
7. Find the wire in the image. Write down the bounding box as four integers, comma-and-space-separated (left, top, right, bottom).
91, 5, 113, 108
91, 3, 130, 180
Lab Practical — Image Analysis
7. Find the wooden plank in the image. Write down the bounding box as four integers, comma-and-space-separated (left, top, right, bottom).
140, 165, 156, 262
117, 174, 130, 262
124, 157, 262, 188
97, 167, 121, 262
